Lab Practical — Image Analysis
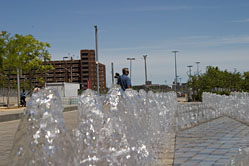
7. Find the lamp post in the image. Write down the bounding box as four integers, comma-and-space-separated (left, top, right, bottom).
17, 67, 20, 107
142, 55, 148, 85
187, 65, 193, 101
127, 58, 135, 83
179, 77, 182, 94
187, 65, 193, 78
172, 51, 179, 93
94, 24, 100, 94
44, 57, 47, 87
17, 52, 21, 107
70, 56, 73, 82
195, 61, 200, 76
111, 62, 114, 85
63, 56, 68, 82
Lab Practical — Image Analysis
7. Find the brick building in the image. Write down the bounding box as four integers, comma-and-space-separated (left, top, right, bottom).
45, 49, 106, 90
5, 49, 106, 91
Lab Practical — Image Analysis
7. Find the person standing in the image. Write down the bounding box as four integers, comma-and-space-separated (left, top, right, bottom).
117, 68, 132, 91
20, 89, 26, 107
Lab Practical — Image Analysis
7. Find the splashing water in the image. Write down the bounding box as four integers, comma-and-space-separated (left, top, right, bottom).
9, 85, 177, 166
11, 86, 249, 165
9, 88, 77, 166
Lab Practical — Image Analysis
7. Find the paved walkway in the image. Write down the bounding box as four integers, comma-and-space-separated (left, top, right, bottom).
0, 110, 78, 166
0, 105, 77, 122
174, 117, 249, 166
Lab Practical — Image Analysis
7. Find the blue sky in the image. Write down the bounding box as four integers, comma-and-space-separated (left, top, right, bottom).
1, 0, 249, 87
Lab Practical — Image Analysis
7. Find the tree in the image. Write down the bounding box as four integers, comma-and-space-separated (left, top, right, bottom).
0, 31, 53, 107
188, 66, 243, 101
242, 72, 249, 92
15, 34, 53, 93
0, 31, 7, 69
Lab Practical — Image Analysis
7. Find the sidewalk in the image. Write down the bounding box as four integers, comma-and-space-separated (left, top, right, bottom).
173, 116, 249, 166
0, 105, 78, 123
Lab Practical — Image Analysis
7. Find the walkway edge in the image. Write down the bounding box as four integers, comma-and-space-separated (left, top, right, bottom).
0, 105, 78, 123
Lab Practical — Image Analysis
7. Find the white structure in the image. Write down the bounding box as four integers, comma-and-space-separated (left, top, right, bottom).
45, 82, 80, 97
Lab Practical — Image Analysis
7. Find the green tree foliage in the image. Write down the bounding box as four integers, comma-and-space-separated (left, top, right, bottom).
188, 66, 245, 101
242, 72, 249, 92
0, 31, 53, 106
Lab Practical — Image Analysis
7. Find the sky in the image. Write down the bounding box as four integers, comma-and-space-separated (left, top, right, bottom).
1, 0, 249, 87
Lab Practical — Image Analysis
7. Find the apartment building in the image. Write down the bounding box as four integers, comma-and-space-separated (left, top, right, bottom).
5, 49, 106, 91
45, 49, 106, 90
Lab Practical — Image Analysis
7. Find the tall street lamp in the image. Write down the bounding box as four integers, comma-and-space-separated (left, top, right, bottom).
127, 58, 135, 83
63, 56, 68, 82
111, 62, 114, 85
142, 55, 148, 85
94, 24, 100, 94
187, 65, 193, 78
70, 56, 73, 82
172, 51, 179, 93
195, 61, 200, 76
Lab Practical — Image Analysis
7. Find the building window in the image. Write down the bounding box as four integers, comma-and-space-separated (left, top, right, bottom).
81, 57, 88, 60
81, 53, 88, 56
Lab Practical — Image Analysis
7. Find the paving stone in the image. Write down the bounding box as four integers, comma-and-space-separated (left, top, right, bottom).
174, 117, 249, 166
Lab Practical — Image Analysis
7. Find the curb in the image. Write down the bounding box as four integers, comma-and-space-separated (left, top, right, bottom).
0, 105, 78, 123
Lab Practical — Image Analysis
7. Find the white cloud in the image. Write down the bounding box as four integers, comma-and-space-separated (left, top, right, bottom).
102, 35, 249, 53
127, 6, 191, 12
231, 18, 249, 23
73, 5, 191, 15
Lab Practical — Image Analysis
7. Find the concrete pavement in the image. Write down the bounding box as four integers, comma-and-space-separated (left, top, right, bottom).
174, 116, 249, 166
0, 110, 78, 166
0, 105, 77, 122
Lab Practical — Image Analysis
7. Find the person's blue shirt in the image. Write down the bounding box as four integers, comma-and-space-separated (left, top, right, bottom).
117, 75, 131, 91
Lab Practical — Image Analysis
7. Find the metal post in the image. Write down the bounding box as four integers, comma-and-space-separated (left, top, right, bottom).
70, 57, 73, 82
17, 67, 20, 107
179, 77, 182, 94
195, 62, 200, 76
142, 55, 148, 85
94, 24, 100, 94
187, 65, 193, 78
111, 62, 114, 85
63, 56, 68, 82
44, 57, 47, 87
127, 58, 135, 83
172, 51, 179, 93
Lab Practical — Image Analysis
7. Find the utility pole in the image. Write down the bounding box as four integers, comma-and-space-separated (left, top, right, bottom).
195, 62, 200, 76
111, 62, 114, 85
63, 56, 68, 82
142, 55, 148, 85
44, 57, 47, 87
187, 65, 193, 78
17, 67, 20, 107
127, 58, 135, 83
179, 77, 182, 94
172, 51, 179, 93
70, 56, 73, 82
94, 24, 100, 94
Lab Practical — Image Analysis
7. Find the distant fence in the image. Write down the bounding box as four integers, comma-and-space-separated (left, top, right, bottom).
61, 96, 78, 105
0, 88, 78, 106
0, 88, 18, 105
176, 92, 249, 131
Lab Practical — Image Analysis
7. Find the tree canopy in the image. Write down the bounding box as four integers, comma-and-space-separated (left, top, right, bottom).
0, 31, 53, 106
188, 66, 248, 101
